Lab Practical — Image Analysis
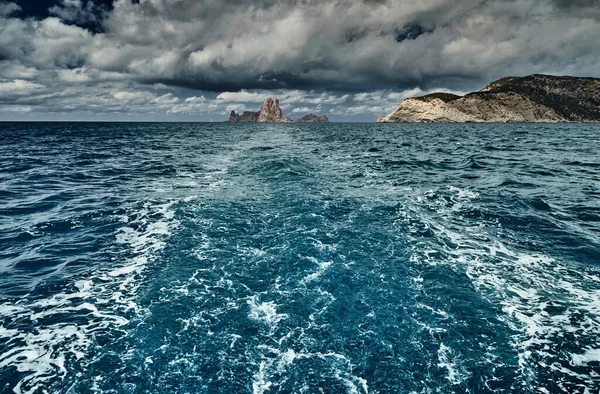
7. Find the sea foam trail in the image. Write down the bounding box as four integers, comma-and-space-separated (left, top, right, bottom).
0, 201, 178, 394
2, 122, 599, 393
407, 185, 600, 392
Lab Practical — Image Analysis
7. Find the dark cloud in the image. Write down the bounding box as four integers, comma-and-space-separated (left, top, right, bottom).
393, 24, 434, 43
0, 0, 599, 120
12, 0, 114, 31
13, 0, 115, 17
553, 0, 599, 8
550, 0, 600, 19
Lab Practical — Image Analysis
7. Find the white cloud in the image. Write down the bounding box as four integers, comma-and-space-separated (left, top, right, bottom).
292, 107, 316, 114
113, 91, 153, 101
216, 91, 266, 103
0, 79, 44, 94
0, 105, 33, 113
185, 96, 206, 103
0, 2, 19, 17
49, 0, 101, 25
168, 95, 212, 114
152, 93, 179, 105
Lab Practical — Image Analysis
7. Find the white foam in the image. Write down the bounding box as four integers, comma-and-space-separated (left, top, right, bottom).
108, 256, 147, 277
229, 334, 242, 349
252, 361, 273, 394
0, 326, 19, 337
301, 257, 333, 283
437, 343, 469, 385
250, 347, 368, 394
310, 238, 337, 252
247, 296, 288, 326
409, 185, 600, 389
0, 200, 179, 394
449, 186, 479, 200
571, 348, 600, 366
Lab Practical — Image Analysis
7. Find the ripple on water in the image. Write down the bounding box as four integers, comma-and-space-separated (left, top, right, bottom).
408, 185, 600, 392
1, 123, 599, 393
0, 200, 178, 394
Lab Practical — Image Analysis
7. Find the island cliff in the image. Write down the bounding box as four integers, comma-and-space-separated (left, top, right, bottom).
377, 75, 600, 123
228, 98, 329, 123
229, 98, 292, 123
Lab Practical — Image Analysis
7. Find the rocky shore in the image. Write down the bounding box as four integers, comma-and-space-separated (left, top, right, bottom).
377, 75, 600, 123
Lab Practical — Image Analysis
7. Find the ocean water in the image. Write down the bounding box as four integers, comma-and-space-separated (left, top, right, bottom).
0, 122, 599, 394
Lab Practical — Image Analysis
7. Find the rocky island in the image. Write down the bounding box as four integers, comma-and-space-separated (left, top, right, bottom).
229, 98, 329, 123
229, 98, 292, 122
296, 114, 329, 123
377, 74, 600, 123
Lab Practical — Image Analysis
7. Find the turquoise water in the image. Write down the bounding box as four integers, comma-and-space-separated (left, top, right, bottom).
0, 122, 599, 393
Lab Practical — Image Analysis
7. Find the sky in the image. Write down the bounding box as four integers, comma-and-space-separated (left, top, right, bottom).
0, 0, 599, 122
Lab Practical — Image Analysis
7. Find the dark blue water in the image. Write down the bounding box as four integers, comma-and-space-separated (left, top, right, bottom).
1, 122, 599, 394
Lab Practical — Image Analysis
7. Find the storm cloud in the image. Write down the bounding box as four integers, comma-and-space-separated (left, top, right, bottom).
1, 0, 600, 120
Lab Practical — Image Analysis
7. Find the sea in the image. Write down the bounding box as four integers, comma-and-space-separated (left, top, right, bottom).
0, 122, 599, 394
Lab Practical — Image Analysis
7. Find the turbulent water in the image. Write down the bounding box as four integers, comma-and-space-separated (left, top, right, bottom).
0, 122, 599, 394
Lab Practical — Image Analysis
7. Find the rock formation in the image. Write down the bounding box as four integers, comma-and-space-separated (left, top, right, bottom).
296, 114, 329, 122
257, 98, 293, 122
377, 75, 600, 123
228, 110, 258, 122
229, 98, 292, 122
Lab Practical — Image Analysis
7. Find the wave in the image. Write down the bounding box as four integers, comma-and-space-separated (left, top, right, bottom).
0, 200, 178, 394
406, 185, 600, 392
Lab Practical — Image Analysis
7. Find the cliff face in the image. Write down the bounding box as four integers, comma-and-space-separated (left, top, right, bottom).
229, 98, 292, 122
229, 110, 258, 122
257, 98, 293, 122
296, 114, 329, 122
378, 75, 600, 123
